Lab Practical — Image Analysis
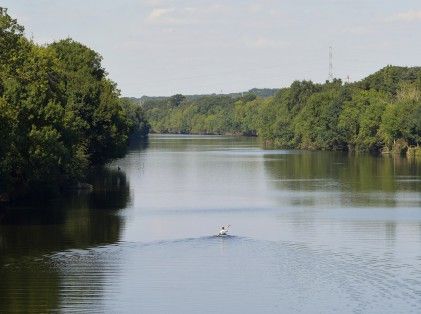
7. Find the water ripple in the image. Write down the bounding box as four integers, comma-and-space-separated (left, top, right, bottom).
2, 237, 417, 313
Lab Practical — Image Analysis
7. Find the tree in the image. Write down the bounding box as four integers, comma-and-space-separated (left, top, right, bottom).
338, 89, 388, 151
168, 94, 185, 107
0, 9, 148, 200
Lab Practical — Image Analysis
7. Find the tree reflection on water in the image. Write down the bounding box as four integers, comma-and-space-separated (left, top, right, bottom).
0, 167, 131, 312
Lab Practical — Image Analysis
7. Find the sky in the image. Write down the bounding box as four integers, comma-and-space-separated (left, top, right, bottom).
2, 0, 421, 97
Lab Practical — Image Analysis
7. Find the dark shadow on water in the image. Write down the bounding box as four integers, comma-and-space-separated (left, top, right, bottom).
0, 168, 130, 255
86, 168, 131, 210
128, 136, 149, 151
0, 167, 132, 313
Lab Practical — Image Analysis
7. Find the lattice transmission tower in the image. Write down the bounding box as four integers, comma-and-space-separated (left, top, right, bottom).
328, 46, 334, 81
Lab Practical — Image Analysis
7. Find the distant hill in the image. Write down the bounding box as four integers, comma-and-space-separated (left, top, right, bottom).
124, 88, 279, 105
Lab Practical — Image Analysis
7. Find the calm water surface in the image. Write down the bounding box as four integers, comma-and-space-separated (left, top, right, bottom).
1, 134, 421, 313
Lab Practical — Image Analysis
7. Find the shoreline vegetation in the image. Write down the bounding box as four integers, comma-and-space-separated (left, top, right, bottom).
139, 68, 421, 159
0, 8, 149, 203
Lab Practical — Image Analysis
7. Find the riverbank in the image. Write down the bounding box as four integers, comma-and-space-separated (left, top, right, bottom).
0, 9, 149, 202
142, 66, 421, 155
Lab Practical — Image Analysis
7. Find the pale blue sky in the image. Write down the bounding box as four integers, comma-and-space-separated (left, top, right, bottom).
3, 0, 421, 96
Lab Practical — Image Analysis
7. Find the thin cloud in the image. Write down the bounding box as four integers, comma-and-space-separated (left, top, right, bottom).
145, 4, 229, 26
342, 26, 370, 35
389, 10, 421, 22
147, 8, 174, 21
245, 37, 287, 49
146, 7, 197, 25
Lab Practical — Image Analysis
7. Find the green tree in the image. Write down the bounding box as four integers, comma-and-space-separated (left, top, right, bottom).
0, 9, 148, 200
338, 89, 388, 151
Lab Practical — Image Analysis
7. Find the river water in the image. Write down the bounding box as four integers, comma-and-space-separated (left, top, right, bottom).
1, 134, 420, 313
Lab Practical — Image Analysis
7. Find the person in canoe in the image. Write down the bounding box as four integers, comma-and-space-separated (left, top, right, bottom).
219, 225, 230, 236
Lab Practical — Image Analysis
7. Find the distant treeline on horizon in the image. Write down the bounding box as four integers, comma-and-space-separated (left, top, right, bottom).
125, 88, 280, 103
138, 65, 421, 157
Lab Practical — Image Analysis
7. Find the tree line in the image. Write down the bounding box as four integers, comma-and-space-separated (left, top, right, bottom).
143, 67, 421, 157
0, 8, 149, 201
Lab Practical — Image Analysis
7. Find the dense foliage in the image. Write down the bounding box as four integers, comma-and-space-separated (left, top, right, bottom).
143, 67, 421, 156
0, 8, 148, 199
137, 88, 278, 105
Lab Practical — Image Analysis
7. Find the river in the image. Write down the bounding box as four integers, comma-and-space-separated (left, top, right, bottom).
1, 134, 420, 313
